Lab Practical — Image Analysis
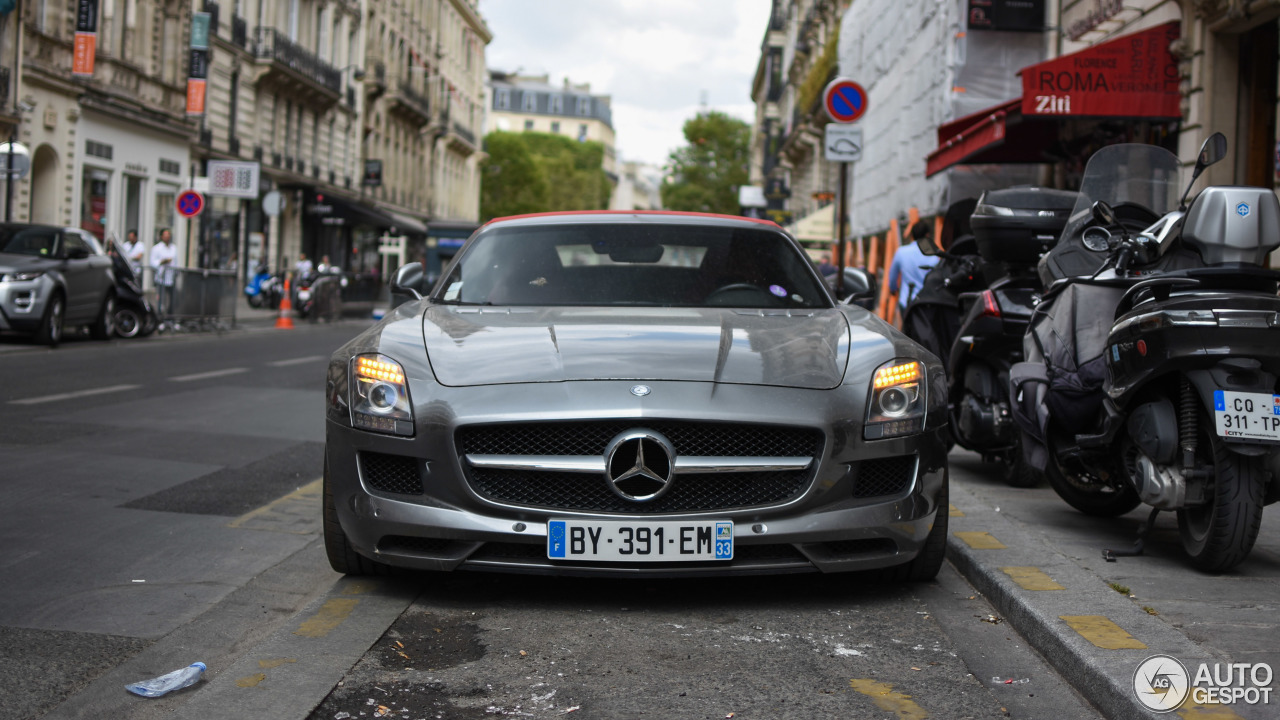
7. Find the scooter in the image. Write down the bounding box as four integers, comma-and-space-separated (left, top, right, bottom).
105, 240, 157, 339
901, 199, 983, 363
1011, 134, 1280, 571
921, 187, 1077, 487
245, 267, 281, 309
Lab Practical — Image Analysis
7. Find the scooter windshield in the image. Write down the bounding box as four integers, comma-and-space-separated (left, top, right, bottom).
1060, 143, 1182, 244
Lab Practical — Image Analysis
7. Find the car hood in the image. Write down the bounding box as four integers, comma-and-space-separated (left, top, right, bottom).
421, 306, 878, 389
0, 253, 57, 273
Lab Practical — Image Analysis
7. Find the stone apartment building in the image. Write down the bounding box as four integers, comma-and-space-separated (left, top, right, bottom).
487, 71, 616, 178
6, 0, 488, 283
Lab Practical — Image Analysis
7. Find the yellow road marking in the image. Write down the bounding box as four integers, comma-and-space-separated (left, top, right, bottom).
849, 679, 929, 719
294, 598, 360, 638
228, 479, 323, 535
949, 504, 965, 517
342, 580, 376, 595
236, 673, 266, 687
258, 657, 297, 669
1000, 566, 1065, 591
1178, 701, 1247, 719
1059, 615, 1146, 649
954, 531, 1006, 549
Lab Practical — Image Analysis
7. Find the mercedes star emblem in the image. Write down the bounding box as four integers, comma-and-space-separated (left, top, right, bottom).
604, 429, 675, 502
630, 385, 651, 397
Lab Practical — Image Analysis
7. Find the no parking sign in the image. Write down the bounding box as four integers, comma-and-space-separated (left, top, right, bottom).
176, 189, 205, 218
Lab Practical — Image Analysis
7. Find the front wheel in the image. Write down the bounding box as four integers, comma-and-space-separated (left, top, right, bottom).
1043, 432, 1141, 517
323, 455, 393, 576
90, 293, 116, 340
880, 475, 949, 582
114, 306, 143, 338
1177, 419, 1265, 572
35, 293, 65, 347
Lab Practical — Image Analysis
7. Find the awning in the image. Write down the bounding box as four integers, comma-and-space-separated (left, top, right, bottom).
925, 22, 1181, 177
383, 209, 428, 235
309, 195, 401, 229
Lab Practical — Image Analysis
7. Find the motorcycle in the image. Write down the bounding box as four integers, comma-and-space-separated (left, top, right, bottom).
919, 187, 1078, 487
244, 267, 282, 309
901, 198, 982, 363
105, 240, 158, 339
1010, 133, 1280, 571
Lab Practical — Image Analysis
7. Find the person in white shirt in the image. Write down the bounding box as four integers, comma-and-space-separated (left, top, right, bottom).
123, 229, 144, 276
150, 228, 177, 316
296, 253, 314, 278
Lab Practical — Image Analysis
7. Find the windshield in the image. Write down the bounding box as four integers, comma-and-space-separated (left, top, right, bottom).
0, 226, 62, 258
435, 222, 831, 309
1060, 144, 1181, 243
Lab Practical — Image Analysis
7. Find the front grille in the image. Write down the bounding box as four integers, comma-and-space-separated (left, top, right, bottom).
853, 456, 916, 498
471, 542, 809, 565
360, 452, 423, 495
458, 421, 820, 458
457, 421, 822, 514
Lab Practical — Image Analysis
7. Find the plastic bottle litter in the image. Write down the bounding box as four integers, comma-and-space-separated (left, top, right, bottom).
125, 662, 207, 698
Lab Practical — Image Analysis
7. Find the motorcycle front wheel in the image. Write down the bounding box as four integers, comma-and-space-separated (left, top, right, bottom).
1177, 414, 1265, 572
113, 307, 143, 338
1043, 431, 1141, 517
247, 292, 263, 309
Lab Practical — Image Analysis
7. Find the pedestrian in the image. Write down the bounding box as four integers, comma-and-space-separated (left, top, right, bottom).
317, 254, 333, 273
888, 222, 939, 313
123, 229, 144, 276
296, 253, 314, 278
151, 228, 178, 317
817, 253, 836, 277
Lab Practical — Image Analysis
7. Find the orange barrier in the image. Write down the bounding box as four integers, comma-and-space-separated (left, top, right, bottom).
276, 276, 296, 329
876, 218, 900, 322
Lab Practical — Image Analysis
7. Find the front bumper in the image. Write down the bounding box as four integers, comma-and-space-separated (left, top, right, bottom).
0, 277, 53, 333
326, 380, 949, 577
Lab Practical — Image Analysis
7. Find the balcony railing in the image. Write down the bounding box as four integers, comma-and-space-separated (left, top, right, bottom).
253, 27, 341, 95
391, 80, 431, 124
452, 121, 476, 146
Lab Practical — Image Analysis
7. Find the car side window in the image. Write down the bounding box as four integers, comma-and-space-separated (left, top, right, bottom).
62, 232, 90, 258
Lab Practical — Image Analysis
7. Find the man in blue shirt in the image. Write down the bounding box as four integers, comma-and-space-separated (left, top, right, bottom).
888, 222, 939, 313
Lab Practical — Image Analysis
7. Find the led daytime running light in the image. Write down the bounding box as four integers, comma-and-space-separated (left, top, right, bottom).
873, 361, 920, 389
356, 357, 405, 384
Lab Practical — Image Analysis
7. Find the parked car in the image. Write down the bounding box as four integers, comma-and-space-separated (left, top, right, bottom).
0, 224, 117, 346
323, 211, 950, 581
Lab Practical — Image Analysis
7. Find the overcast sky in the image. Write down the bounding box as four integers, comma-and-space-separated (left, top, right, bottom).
481, 0, 773, 168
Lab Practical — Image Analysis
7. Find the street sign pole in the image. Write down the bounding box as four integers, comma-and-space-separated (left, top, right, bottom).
823, 78, 868, 300
837, 162, 848, 297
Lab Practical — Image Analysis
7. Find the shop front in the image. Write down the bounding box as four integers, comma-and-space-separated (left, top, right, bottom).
75, 110, 189, 270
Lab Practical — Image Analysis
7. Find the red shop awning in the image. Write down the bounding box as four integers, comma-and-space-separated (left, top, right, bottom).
1020, 21, 1181, 119
926, 21, 1182, 176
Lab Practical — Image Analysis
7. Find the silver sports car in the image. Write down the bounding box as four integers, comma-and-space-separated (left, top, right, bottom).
324, 211, 949, 580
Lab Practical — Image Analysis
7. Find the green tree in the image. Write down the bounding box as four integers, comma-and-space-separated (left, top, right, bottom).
661, 111, 752, 215
480, 131, 613, 221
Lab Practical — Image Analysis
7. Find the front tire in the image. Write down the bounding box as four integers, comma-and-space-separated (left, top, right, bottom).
323, 456, 393, 576
35, 293, 64, 347
91, 292, 116, 340
1043, 432, 1141, 517
1177, 418, 1265, 572
881, 475, 949, 582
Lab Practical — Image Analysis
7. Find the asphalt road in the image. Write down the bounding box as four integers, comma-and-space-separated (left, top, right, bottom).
0, 322, 1102, 720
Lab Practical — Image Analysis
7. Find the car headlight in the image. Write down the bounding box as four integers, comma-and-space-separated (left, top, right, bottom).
864, 359, 926, 439
1, 271, 45, 282
350, 354, 414, 436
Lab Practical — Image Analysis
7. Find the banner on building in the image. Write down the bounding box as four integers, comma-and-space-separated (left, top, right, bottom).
186, 12, 210, 116
72, 0, 100, 76
363, 160, 383, 187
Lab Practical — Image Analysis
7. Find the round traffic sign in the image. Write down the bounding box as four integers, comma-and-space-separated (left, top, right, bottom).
824, 79, 868, 123
176, 189, 205, 218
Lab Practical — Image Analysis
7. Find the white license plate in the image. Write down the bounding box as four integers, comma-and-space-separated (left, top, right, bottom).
547, 519, 733, 562
1213, 390, 1280, 442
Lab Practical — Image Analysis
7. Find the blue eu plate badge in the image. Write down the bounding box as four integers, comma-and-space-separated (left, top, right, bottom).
548, 521, 566, 558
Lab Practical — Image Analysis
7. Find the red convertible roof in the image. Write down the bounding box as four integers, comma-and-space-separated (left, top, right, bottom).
485, 210, 780, 228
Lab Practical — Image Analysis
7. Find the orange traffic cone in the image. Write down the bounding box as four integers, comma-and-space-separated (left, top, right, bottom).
276, 275, 295, 329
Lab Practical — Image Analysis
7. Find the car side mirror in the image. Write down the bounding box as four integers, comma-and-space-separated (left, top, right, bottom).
390, 262, 426, 308
65, 246, 90, 260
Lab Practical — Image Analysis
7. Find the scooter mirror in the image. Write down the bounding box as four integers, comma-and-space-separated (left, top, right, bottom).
1091, 200, 1119, 227
915, 236, 941, 256
1196, 132, 1228, 172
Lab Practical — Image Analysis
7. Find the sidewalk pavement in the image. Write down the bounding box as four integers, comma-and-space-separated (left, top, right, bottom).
947, 450, 1279, 720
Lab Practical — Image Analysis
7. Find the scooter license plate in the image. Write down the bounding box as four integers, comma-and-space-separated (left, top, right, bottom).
1212, 390, 1280, 442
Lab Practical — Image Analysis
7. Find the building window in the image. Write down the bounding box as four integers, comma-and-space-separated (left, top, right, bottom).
496, 89, 510, 109
577, 97, 591, 116
551, 121, 560, 133
159, 159, 182, 176
86, 141, 114, 160
228, 72, 240, 142
578, 124, 588, 142
522, 92, 536, 112
550, 94, 563, 114
524, 119, 534, 131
